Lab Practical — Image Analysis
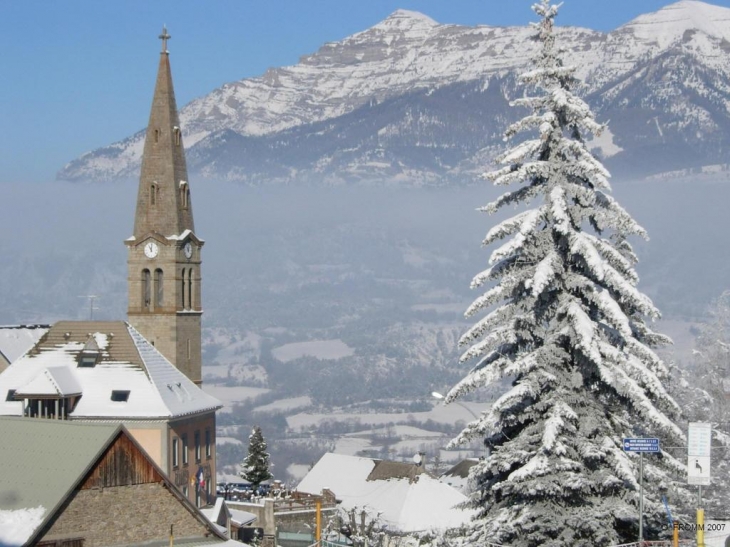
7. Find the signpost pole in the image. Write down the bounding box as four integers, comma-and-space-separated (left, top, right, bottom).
639, 452, 644, 545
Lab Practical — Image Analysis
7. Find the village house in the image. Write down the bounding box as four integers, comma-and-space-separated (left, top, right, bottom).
0, 417, 243, 547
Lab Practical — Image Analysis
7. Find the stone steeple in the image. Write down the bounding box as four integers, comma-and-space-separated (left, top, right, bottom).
126, 28, 203, 385
133, 26, 194, 239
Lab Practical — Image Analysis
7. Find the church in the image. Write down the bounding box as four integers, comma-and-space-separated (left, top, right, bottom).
0, 28, 219, 508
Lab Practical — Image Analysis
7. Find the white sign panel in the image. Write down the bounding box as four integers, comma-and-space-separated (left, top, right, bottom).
688, 422, 712, 485
688, 422, 712, 457
688, 456, 711, 485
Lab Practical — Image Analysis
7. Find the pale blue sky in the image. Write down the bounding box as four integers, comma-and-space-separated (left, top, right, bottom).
1, 0, 728, 183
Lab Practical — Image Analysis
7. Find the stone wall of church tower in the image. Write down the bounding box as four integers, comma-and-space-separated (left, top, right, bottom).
127, 38, 203, 385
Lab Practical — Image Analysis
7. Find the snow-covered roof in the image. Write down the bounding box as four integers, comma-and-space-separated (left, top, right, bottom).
0, 325, 49, 366
229, 508, 257, 527
15, 366, 82, 397
0, 321, 222, 419
296, 453, 474, 533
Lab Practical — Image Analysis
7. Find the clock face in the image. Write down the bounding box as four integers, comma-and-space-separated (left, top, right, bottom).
183, 242, 193, 259
144, 241, 159, 259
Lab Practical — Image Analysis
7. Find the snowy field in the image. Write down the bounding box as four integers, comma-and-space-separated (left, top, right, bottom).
253, 396, 312, 414
271, 339, 354, 362
216, 436, 244, 446
287, 401, 490, 430
202, 385, 270, 413
334, 436, 374, 456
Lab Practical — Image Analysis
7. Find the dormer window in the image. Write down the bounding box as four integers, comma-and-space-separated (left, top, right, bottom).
78, 336, 101, 367
111, 390, 130, 402
6, 389, 16, 401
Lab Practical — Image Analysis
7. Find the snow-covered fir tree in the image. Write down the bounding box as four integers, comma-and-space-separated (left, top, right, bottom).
241, 426, 273, 487
445, 2, 685, 545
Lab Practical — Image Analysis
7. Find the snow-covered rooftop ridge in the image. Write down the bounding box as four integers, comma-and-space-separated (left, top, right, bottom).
15, 366, 82, 397
618, 0, 730, 46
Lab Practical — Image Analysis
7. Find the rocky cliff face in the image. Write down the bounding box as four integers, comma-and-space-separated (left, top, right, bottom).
59, 1, 730, 184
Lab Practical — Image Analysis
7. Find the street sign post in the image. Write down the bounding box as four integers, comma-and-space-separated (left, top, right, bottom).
688, 422, 712, 547
687, 422, 711, 486
623, 438, 661, 544
623, 438, 660, 453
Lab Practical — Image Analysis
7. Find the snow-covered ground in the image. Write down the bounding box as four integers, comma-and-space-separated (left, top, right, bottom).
217, 436, 244, 446
253, 396, 312, 414
287, 401, 490, 430
271, 339, 354, 362
201, 385, 270, 413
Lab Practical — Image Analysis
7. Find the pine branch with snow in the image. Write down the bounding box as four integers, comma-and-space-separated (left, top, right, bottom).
445, 2, 684, 546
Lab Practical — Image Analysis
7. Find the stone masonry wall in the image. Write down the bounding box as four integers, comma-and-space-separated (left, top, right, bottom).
39, 482, 210, 546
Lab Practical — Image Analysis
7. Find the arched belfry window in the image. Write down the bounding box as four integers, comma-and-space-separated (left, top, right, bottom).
188, 268, 194, 310
180, 268, 187, 310
180, 181, 189, 210
143, 269, 151, 311
154, 129, 160, 143
174, 127, 181, 146
155, 268, 164, 308
150, 182, 158, 206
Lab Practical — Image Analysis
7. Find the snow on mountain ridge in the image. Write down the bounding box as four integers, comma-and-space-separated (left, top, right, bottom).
372, 9, 439, 30
618, 0, 730, 47
58, 1, 730, 182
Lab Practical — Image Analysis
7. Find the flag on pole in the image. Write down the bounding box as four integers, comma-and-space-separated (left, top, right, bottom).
196, 467, 205, 489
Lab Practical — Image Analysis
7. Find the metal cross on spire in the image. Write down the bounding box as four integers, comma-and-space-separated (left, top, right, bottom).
159, 25, 171, 53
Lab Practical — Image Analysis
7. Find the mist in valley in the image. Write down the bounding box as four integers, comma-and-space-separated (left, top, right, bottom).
4, 175, 729, 478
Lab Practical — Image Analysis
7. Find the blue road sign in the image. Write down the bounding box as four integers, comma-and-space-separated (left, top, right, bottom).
623, 438, 660, 453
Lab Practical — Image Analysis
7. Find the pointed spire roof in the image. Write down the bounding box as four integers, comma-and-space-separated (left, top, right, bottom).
132, 26, 194, 239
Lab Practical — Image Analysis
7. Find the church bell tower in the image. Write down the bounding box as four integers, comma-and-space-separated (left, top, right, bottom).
126, 27, 203, 385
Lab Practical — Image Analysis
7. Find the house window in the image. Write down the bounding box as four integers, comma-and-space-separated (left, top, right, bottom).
195, 431, 201, 462
172, 437, 179, 468
182, 434, 188, 465
155, 268, 164, 307
110, 390, 130, 402
182, 485, 188, 498
205, 429, 211, 459
143, 269, 151, 310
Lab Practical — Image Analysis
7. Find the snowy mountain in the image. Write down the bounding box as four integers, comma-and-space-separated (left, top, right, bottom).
59, 1, 730, 184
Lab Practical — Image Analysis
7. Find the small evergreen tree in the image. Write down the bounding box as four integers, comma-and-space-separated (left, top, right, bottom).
240, 426, 273, 487
445, 2, 685, 545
